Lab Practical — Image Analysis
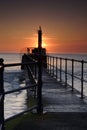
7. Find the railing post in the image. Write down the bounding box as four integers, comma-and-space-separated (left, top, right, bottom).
48, 56, 49, 72
48, 56, 50, 73
34, 63, 37, 79
46, 56, 49, 72
50, 56, 51, 75
60, 58, 62, 82
56, 57, 58, 80
37, 52, 43, 114
37, 27, 43, 114
81, 60, 84, 99
0, 59, 5, 130
65, 59, 67, 87
53, 57, 54, 77
72, 59, 74, 91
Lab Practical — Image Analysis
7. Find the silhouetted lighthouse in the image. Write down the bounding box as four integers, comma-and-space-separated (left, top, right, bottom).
38, 26, 42, 49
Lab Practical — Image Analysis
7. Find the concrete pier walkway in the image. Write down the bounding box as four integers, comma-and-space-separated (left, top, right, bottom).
13, 70, 87, 130
42, 70, 87, 112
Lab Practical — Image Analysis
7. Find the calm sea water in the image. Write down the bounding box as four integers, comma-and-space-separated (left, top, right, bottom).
0, 53, 87, 119
49, 53, 87, 61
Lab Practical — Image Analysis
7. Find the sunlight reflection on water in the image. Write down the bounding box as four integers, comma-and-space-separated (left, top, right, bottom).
4, 70, 27, 119
0, 53, 28, 119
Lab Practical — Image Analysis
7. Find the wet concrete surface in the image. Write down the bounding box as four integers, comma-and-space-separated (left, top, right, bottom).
42, 71, 87, 112
14, 112, 87, 130
14, 70, 87, 130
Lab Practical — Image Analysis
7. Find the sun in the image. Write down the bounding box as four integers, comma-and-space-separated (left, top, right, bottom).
35, 42, 47, 48
42, 42, 47, 48
42, 35, 48, 48
35, 35, 48, 48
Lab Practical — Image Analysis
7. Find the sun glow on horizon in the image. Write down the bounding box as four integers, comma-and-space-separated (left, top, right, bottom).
35, 41, 47, 48
35, 35, 48, 48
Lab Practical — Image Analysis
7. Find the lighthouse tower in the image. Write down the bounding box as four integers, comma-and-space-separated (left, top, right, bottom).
32, 27, 46, 56
38, 26, 42, 49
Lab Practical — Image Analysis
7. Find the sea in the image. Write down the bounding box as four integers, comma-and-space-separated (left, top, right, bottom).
0, 53, 27, 119
0, 53, 87, 119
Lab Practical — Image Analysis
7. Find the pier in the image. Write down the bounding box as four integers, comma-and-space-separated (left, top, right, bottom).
0, 27, 87, 130
42, 68, 87, 112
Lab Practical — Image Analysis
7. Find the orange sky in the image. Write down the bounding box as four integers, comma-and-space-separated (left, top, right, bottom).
0, 0, 87, 53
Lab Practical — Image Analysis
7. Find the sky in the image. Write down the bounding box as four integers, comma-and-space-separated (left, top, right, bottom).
0, 0, 87, 53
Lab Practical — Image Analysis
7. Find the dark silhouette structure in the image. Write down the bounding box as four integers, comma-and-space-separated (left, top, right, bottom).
21, 27, 46, 114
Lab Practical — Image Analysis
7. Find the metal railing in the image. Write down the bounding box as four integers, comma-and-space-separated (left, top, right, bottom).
0, 54, 43, 130
1, 53, 87, 129
46, 55, 87, 99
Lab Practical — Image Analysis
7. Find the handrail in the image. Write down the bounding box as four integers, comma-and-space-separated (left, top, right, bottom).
5, 105, 37, 122
1, 54, 87, 130
0, 57, 41, 130
4, 84, 37, 95
46, 55, 87, 99
49, 64, 87, 84
4, 62, 37, 67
